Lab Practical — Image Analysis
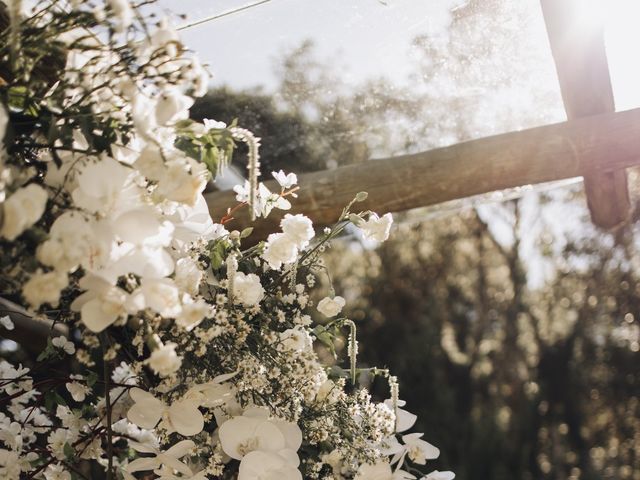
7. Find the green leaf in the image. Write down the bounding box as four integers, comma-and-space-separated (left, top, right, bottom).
209, 241, 227, 270
63, 442, 75, 460
85, 371, 98, 388
240, 227, 254, 239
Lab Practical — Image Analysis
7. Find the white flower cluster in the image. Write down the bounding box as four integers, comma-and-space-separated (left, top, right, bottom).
0, 1, 453, 479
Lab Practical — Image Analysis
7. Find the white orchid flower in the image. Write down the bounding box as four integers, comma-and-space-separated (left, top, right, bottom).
70, 275, 132, 333
238, 450, 302, 480
400, 433, 440, 465
423, 470, 455, 480
71, 156, 142, 217
218, 407, 302, 461
126, 439, 194, 475
384, 399, 417, 433
127, 388, 204, 437
355, 460, 415, 480
185, 372, 237, 408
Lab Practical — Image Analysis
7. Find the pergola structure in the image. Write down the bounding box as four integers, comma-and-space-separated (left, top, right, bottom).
205, 0, 637, 238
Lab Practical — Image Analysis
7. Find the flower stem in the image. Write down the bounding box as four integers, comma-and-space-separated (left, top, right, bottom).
99, 333, 114, 480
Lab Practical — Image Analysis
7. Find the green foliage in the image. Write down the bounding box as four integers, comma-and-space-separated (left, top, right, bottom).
175, 119, 238, 178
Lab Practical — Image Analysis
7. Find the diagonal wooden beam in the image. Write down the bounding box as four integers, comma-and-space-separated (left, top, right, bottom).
540, 0, 630, 229
206, 108, 640, 240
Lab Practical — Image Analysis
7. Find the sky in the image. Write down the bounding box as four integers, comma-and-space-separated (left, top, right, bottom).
154, 0, 640, 110
155, 0, 464, 91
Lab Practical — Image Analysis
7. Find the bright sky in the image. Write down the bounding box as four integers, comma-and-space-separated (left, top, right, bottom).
155, 0, 640, 111
156, 0, 463, 91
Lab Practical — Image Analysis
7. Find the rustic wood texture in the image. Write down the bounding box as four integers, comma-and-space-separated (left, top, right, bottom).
206, 108, 640, 240
540, 0, 631, 229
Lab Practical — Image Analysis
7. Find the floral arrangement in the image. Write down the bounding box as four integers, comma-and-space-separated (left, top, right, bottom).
0, 1, 454, 479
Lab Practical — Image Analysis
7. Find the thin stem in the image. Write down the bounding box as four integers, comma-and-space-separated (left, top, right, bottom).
99, 333, 114, 480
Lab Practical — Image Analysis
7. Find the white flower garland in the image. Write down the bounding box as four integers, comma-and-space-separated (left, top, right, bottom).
0, 1, 453, 479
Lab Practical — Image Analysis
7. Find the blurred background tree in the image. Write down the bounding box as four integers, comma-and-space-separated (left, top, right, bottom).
190, 0, 640, 478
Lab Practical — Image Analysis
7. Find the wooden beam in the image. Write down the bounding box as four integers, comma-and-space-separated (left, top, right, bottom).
0, 297, 68, 353
206, 108, 640, 240
541, 0, 630, 229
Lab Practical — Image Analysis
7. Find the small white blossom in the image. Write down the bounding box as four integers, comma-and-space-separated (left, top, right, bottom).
233, 272, 264, 307
176, 298, 211, 331
279, 326, 313, 353
44, 463, 71, 480
0, 316, 14, 331
317, 296, 346, 318
262, 233, 298, 270
52, 336, 75, 355
272, 170, 297, 189
280, 214, 314, 249
360, 212, 393, 242
0, 184, 48, 240
147, 343, 182, 377
0, 449, 22, 479
66, 381, 90, 402
22, 270, 68, 309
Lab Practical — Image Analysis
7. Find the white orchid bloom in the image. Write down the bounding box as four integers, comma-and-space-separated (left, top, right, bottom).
112, 208, 174, 248
127, 388, 204, 437
355, 460, 415, 480
168, 194, 225, 249
218, 407, 302, 461
71, 157, 142, 217
184, 372, 237, 408
400, 433, 440, 465
71, 275, 132, 333
155, 158, 209, 207
238, 450, 302, 480
126, 439, 194, 475
37, 212, 113, 273
384, 399, 417, 433
423, 471, 455, 480
130, 278, 181, 318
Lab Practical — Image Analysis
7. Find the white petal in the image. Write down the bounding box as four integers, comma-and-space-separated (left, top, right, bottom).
168, 401, 204, 436
127, 389, 164, 429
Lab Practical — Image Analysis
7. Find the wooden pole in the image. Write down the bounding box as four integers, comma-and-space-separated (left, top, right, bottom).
540, 0, 630, 229
206, 108, 640, 240
0, 297, 68, 353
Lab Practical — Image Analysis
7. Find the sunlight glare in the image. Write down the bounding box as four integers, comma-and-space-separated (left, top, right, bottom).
603, 0, 640, 110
